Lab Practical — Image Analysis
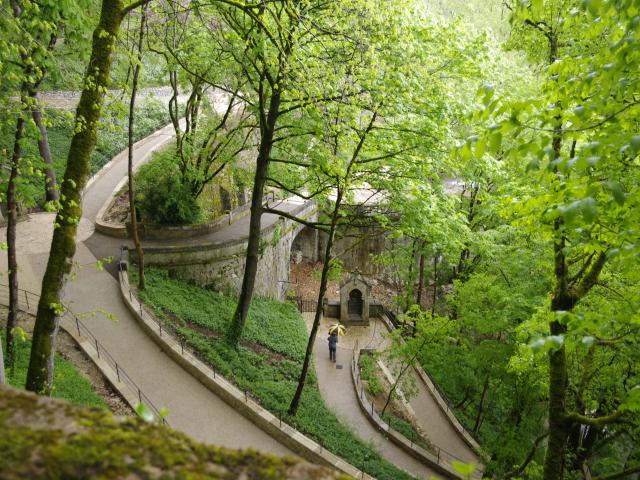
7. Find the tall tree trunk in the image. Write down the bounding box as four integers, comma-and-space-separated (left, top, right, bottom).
5, 116, 24, 372
30, 96, 58, 203
128, 6, 146, 290
226, 90, 282, 346
473, 374, 490, 434
0, 336, 5, 384
431, 253, 438, 317
289, 189, 343, 416
544, 224, 572, 480
416, 248, 425, 308
26, 0, 133, 395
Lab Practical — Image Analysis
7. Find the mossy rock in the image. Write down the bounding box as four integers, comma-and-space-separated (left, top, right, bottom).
0, 385, 351, 480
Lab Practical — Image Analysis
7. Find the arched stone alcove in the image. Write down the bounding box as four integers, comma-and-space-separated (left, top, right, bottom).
340, 273, 371, 326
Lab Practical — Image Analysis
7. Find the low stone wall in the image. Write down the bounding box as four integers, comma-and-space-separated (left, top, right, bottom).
127, 202, 252, 240
378, 313, 484, 458
135, 200, 317, 300
117, 255, 373, 479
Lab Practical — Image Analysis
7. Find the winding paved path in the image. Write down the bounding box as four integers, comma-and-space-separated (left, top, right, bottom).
306, 314, 481, 479
1, 126, 294, 457
4, 122, 481, 479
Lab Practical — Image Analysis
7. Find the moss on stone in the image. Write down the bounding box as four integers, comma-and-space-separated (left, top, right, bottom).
0, 385, 347, 480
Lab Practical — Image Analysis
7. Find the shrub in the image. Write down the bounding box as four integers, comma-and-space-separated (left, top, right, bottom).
359, 351, 383, 396
135, 151, 201, 224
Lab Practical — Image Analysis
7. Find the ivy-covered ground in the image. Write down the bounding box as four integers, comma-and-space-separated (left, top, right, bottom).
2, 331, 106, 409
132, 266, 416, 480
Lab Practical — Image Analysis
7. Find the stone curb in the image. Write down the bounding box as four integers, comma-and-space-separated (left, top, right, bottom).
118, 255, 373, 480
140, 200, 315, 255
350, 348, 463, 480
377, 315, 485, 459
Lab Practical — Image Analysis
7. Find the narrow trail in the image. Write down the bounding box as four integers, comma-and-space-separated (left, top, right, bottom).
5, 121, 481, 479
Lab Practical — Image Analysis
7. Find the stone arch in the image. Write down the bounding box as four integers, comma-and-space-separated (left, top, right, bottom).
290, 226, 318, 264
348, 288, 363, 318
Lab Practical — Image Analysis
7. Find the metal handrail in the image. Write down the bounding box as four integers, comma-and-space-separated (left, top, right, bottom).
0, 284, 168, 425
352, 337, 472, 469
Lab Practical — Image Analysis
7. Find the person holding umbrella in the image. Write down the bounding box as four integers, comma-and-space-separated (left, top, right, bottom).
327, 323, 346, 362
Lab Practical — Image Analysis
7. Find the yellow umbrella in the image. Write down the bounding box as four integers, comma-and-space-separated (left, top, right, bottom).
328, 323, 347, 336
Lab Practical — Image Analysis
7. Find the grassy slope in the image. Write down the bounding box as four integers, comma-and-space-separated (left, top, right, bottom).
133, 267, 416, 480
3, 332, 106, 409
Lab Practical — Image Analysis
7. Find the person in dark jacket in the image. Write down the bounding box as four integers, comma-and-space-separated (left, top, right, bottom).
328, 331, 338, 362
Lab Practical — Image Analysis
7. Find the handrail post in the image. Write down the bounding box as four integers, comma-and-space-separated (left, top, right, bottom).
75, 317, 81, 337
115, 363, 120, 382
25, 290, 29, 310
95, 338, 100, 358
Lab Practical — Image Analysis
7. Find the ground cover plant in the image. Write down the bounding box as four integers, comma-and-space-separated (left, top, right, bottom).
132, 266, 416, 480
2, 331, 106, 409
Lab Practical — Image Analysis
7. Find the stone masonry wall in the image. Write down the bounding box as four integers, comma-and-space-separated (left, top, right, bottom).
139, 202, 317, 300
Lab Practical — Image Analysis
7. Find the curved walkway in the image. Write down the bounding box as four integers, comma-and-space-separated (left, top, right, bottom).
1, 126, 293, 456
306, 314, 481, 479
5, 122, 481, 478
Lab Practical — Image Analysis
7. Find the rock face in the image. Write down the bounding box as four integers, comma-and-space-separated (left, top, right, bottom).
0, 385, 349, 480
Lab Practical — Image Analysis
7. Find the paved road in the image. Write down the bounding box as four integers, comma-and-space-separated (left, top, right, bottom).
1, 126, 294, 457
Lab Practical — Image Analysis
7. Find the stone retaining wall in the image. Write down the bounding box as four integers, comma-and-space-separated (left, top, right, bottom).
136, 200, 317, 300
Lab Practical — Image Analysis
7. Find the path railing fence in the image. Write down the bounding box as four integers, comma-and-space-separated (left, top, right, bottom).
0, 283, 168, 426
351, 339, 470, 471
293, 296, 316, 313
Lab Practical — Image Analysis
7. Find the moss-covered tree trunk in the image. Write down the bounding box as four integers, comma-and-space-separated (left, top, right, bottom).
226, 90, 282, 346
416, 249, 425, 308
26, 0, 141, 395
0, 337, 5, 384
128, 6, 147, 290
5, 115, 24, 372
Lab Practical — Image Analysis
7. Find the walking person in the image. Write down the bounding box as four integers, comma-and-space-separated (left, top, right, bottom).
328, 331, 338, 362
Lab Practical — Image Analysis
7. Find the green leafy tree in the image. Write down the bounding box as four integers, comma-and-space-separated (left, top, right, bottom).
462, 1, 640, 477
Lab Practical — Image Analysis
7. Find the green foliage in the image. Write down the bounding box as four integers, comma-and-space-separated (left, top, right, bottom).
0, 100, 169, 207
133, 267, 415, 480
359, 352, 383, 396
2, 330, 106, 409
135, 151, 201, 225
